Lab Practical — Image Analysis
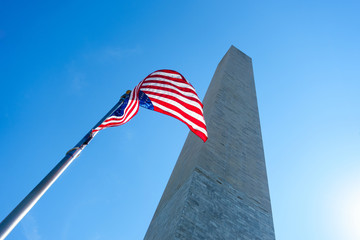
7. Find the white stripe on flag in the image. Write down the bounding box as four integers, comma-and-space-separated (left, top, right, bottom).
150, 71, 182, 79
150, 95, 204, 123
144, 77, 196, 92
152, 101, 208, 137
141, 82, 198, 99
141, 89, 203, 112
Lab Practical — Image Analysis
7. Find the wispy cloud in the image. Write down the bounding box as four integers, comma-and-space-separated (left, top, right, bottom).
0, 30, 5, 39
63, 45, 141, 95
64, 60, 87, 94
60, 198, 103, 240
21, 214, 41, 240
89, 233, 103, 240
70, 72, 86, 91
101, 46, 142, 59
82, 45, 142, 62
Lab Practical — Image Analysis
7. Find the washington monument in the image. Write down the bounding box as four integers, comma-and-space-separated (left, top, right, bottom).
144, 46, 276, 239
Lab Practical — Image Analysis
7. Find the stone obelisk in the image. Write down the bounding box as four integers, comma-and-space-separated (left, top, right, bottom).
145, 46, 275, 239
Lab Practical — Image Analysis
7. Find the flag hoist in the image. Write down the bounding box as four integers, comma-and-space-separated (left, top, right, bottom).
0, 70, 207, 240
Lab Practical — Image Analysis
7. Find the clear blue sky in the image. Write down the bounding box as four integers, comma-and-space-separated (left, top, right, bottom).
1, 0, 359, 239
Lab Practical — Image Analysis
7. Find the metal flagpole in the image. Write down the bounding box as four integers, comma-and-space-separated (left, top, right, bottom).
0, 90, 131, 240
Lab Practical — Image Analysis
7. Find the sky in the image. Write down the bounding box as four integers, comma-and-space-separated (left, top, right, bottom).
0, 0, 360, 239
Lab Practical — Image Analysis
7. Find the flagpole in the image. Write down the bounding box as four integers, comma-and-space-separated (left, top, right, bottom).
0, 91, 131, 240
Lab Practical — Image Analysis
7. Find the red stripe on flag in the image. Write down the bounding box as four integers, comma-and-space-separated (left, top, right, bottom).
143, 90, 204, 116
140, 85, 203, 107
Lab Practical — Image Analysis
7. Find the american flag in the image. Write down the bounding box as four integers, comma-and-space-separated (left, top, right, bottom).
92, 70, 208, 142
92, 85, 141, 133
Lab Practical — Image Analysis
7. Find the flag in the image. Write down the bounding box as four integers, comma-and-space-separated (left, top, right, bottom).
92, 70, 208, 142
92, 86, 141, 133
138, 70, 208, 141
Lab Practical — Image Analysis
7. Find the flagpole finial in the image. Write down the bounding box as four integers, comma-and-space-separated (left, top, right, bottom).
120, 90, 131, 100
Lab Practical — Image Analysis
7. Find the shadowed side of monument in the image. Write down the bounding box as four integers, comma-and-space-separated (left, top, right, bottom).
144, 46, 275, 239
